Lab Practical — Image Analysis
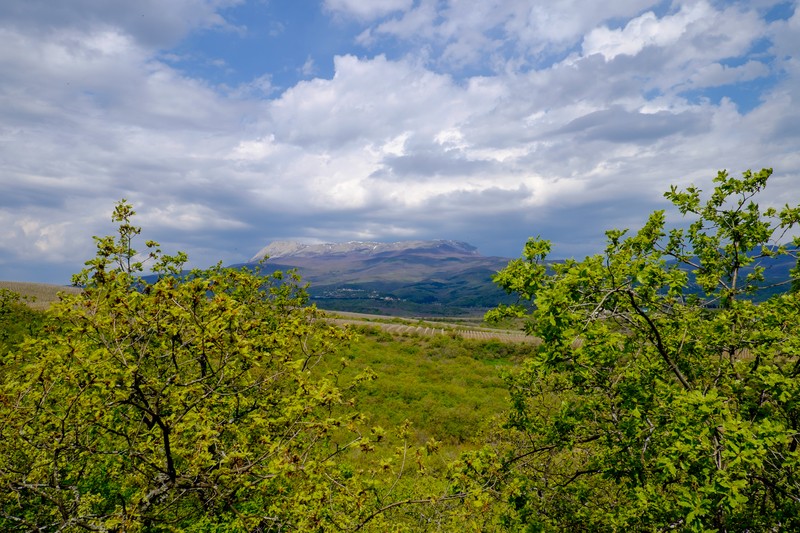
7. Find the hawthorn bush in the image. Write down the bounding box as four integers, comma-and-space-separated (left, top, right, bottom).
470, 168, 800, 530
0, 202, 389, 531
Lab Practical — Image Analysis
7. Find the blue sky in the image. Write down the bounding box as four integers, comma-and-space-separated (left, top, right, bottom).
0, 0, 798, 283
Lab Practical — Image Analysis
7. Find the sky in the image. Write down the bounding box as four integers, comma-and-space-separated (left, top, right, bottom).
1, 0, 799, 284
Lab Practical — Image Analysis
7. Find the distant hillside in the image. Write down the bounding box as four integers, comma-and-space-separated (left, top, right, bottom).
236, 240, 516, 316
237, 240, 799, 315
133, 239, 797, 317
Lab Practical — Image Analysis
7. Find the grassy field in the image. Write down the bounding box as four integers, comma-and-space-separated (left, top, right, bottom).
328, 324, 532, 448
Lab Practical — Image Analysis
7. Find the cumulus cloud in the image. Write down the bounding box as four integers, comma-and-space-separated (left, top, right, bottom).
689, 60, 770, 88
582, 4, 708, 60
0, 0, 242, 48
555, 107, 709, 143
0, 0, 798, 282
267, 54, 474, 148
363, 0, 655, 68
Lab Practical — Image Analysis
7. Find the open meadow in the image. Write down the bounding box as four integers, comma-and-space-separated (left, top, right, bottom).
331, 322, 532, 446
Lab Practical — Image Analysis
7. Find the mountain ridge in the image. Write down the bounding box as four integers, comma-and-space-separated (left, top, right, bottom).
249, 239, 481, 262
237, 239, 513, 316
238, 239, 798, 316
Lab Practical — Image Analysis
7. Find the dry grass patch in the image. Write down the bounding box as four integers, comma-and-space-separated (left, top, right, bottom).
0, 281, 81, 310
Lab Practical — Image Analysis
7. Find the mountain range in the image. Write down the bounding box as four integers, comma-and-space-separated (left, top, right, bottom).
232, 240, 516, 316
231, 239, 797, 316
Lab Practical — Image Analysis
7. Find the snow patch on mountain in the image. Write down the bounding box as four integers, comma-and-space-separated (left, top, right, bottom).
249, 240, 480, 262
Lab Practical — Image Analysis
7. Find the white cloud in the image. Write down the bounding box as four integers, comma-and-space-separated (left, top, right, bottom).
0, 0, 798, 282
229, 135, 277, 160
324, 0, 413, 21
366, 0, 656, 67
267, 54, 470, 148
300, 55, 316, 76
141, 204, 249, 230
0, 0, 243, 48
582, 4, 707, 60
689, 60, 770, 88
382, 132, 411, 156
359, 0, 439, 44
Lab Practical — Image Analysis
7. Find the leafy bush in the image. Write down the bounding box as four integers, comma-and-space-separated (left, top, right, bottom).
0, 202, 389, 531
0, 288, 44, 358
473, 168, 800, 530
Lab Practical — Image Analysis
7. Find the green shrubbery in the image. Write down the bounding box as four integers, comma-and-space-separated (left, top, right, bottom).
0, 203, 453, 531
477, 168, 800, 530
0, 288, 44, 358
2, 168, 799, 531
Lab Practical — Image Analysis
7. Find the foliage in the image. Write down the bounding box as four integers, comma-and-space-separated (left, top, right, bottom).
480, 168, 800, 530
0, 201, 399, 531
0, 288, 44, 358
10, 170, 796, 532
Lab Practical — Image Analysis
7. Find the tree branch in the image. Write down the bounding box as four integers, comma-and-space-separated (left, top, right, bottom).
352, 494, 467, 532
626, 289, 692, 390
